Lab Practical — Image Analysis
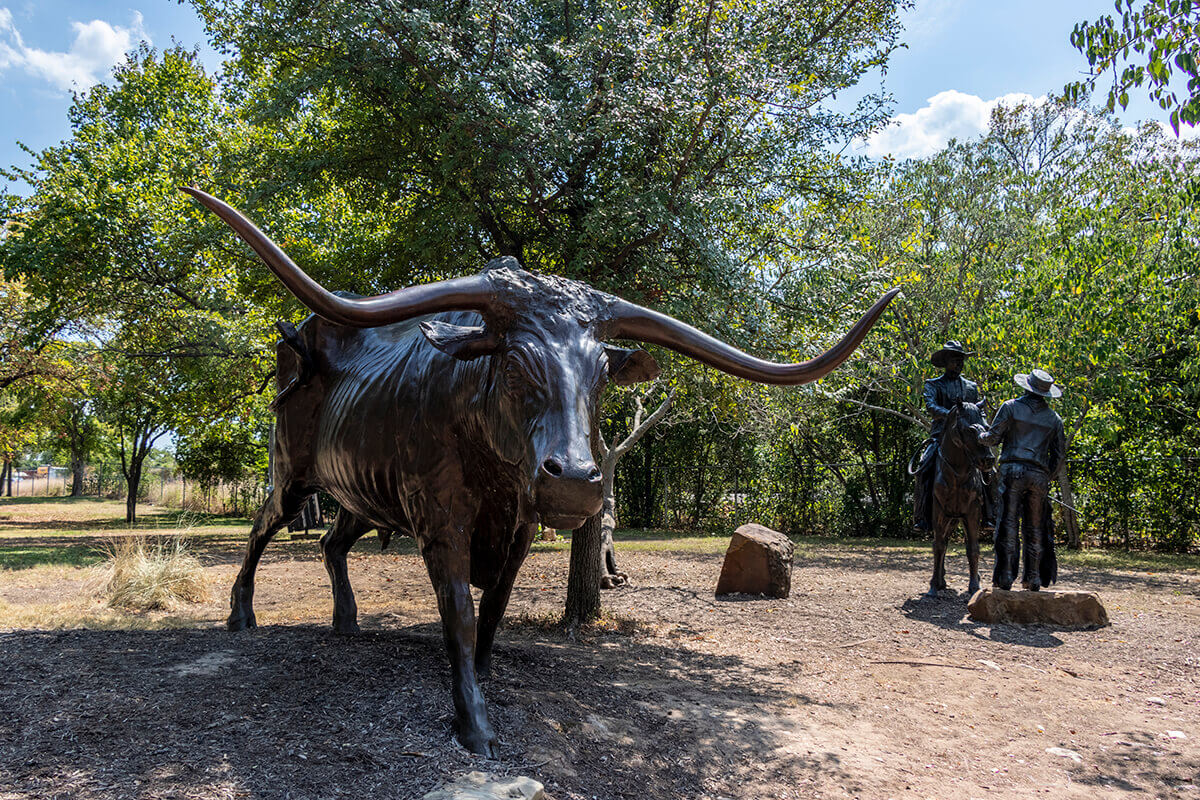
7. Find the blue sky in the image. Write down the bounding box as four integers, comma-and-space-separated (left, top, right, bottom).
0, 0, 1188, 188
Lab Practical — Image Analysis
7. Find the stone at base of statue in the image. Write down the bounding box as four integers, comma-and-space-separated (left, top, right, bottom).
715, 523, 793, 598
422, 771, 545, 800
967, 588, 1109, 628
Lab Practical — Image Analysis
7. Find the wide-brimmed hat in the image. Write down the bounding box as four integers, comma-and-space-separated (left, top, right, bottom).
931, 341, 975, 368
1014, 369, 1062, 398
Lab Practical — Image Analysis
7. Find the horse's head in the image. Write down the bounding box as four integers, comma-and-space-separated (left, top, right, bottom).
942, 400, 993, 469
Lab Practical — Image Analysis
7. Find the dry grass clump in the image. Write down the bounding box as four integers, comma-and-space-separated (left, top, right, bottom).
103, 536, 210, 611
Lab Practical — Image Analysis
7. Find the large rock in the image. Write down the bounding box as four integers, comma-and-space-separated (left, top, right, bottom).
967, 587, 1110, 628
423, 771, 545, 800
715, 523, 794, 598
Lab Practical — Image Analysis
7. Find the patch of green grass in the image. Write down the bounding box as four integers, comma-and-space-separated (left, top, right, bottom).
1056, 547, 1200, 573
0, 543, 107, 569
538, 528, 1200, 574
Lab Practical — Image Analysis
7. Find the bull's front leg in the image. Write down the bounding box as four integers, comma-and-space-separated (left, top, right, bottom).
421, 530, 498, 757
475, 522, 538, 678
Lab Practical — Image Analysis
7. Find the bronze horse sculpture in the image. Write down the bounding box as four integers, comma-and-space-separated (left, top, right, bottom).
185, 187, 899, 756
921, 400, 992, 598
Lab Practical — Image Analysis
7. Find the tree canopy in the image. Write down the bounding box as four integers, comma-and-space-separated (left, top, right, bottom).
1068, 0, 1200, 132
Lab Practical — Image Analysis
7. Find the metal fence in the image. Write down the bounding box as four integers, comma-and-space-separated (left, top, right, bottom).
6, 455, 1199, 552
2, 466, 267, 517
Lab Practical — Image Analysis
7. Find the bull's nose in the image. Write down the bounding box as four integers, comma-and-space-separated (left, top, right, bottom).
540, 458, 601, 484
534, 455, 604, 523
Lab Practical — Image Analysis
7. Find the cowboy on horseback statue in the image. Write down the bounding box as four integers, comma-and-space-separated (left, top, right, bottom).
912, 342, 994, 532
975, 369, 1066, 592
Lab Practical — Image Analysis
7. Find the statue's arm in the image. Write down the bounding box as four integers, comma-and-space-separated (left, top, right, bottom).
923, 380, 950, 419
977, 403, 1011, 446
1049, 417, 1067, 476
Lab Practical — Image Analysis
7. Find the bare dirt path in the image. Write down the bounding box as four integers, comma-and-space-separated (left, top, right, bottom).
1, 520, 1197, 799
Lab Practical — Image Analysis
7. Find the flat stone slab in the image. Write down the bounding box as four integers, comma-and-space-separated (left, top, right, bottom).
968, 587, 1109, 628
715, 522, 793, 598
423, 771, 545, 800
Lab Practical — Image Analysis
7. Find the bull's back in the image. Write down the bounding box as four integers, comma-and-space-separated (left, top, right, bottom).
307, 315, 493, 530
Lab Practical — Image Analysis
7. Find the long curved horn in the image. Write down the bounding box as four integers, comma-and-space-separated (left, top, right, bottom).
182, 187, 496, 327
604, 288, 901, 385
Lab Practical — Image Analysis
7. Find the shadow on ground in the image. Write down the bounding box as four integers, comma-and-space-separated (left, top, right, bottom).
898, 593, 1066, 648
0, 621, 859, 800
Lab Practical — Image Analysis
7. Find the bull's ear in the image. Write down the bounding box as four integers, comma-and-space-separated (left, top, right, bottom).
606, 346, 660, 385
420, 320, 502, 361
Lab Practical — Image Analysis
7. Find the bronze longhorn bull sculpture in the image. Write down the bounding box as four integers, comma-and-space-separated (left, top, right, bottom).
184, 187, 898, 756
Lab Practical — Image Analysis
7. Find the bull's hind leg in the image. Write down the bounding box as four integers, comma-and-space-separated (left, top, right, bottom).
475, 522, 537, 678
320, 511, 372, 634
228, 486, 311, 631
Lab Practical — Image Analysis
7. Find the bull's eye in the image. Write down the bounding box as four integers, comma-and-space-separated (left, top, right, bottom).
505, 362, 544, 403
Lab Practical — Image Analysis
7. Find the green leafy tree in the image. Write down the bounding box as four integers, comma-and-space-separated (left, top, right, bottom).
824, 97, 1200, 551
1068, 0, 1200, 132
1, 47, 278, 520
190, 0, 905, 290
188, 0, 909, 623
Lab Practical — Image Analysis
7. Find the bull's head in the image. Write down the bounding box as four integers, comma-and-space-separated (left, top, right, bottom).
184, 188, 899, 529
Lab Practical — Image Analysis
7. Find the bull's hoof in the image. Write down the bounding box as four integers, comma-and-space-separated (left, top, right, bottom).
456, 724, 499, 758
925, 587, 940, 598
227, 611, 256, 631
968, 579, 981, 595
332, 617, 360, 635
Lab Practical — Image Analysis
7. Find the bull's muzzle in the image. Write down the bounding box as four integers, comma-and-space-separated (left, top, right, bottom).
534, 456, 603, 530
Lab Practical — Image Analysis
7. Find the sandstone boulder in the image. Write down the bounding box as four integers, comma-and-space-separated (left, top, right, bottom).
715, 523, 794, 598
967, 587, 1109, 628
423, 771, 545, 800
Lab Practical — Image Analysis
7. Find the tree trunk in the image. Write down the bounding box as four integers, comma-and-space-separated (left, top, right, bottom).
599, 473, 625, 587
1058, 467, 1081, 550
125, 459, 143, 524
70, 456, 85, 497
4, 458, 12, 497
564, 512, 603, 626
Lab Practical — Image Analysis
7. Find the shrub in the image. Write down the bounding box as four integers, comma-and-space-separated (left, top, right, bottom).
103, 536, 209, 611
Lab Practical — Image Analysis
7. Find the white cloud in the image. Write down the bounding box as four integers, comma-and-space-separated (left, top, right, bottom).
858, 90, 1045, 160
0, 7, 149, 91
1156, 120, 1200, 142
899, 0, 963, 46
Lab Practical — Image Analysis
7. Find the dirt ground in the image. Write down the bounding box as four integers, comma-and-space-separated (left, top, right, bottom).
0, 504, 1197, 799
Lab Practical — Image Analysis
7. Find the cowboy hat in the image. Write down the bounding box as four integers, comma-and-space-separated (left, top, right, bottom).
931, 341, 975, 368
1014, 369, 1062, 398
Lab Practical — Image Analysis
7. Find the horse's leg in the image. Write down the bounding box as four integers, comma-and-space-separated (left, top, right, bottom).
937, 517, 950, 590
964, 504, 982, 595
928, 509, 949, 597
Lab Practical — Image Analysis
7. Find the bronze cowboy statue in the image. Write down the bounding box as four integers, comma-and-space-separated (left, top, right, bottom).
912, 342, 994, 533
976, 369, 1066, 592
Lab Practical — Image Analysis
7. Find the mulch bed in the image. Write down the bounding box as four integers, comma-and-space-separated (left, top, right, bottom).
1, 538, 1197, 799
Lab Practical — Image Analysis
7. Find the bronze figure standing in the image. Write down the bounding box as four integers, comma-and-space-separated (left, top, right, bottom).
976, 370, 1066, 591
